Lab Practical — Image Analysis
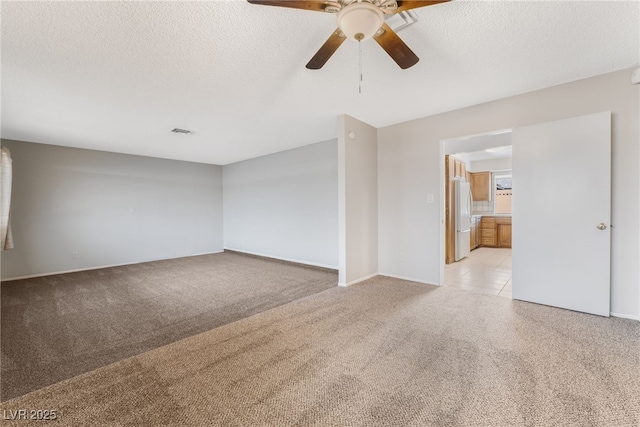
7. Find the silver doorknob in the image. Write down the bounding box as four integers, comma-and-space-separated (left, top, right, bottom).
597, 223, 607, 230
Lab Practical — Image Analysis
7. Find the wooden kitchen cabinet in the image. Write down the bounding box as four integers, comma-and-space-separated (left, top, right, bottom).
448, 156, 468, 179
470, 171, 491, 201
497, 217, 512, 248
470, 216, 481, 250
480, 216, 512, 248
453, 159, 467, 179
480, 217, 496, 246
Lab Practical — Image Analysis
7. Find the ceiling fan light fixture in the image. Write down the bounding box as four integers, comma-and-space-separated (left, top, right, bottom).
337, 2, 384, 41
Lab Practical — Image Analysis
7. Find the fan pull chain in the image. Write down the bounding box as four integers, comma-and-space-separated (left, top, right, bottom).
359, 41, 363, 94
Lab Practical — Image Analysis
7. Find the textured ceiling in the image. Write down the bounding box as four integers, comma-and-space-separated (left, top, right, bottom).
1, 0, 638, 165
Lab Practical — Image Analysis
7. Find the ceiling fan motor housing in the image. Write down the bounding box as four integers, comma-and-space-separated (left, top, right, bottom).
338, 2, 384, 41
246, 0, 430, 69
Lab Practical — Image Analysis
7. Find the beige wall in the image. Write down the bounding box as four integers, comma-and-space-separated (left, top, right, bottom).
378, 68, 639, 318
338, 115, 378, 286
223, 140, 338, 269
1, 140, 224, 280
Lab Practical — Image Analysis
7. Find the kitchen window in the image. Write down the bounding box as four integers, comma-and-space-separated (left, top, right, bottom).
494, 173, 512, 214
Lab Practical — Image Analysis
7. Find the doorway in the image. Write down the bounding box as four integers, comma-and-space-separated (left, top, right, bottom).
439, 112, 612, 317
441, 129, 513, 299
444, 247, 512, 297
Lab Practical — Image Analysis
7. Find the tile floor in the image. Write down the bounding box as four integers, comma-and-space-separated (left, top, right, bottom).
444, 247, 512, 298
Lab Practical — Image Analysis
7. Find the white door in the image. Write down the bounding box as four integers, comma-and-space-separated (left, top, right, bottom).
512, 111, 611, 316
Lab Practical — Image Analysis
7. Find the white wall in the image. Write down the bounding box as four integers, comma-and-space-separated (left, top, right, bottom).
445, 132, 512, 155
223, 140, 338, 269
470, 157, 512, 172
1, 139, 223, 280
378, 68, 639, 318
338, 115, 378, 285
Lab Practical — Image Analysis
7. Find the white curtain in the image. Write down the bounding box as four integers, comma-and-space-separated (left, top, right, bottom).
1, 146, 14, 250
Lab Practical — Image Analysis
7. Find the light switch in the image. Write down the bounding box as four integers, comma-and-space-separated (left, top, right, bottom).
427, 193, 434, 203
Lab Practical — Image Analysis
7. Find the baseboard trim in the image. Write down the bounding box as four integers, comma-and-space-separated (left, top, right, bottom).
2, 262, 141, 282
191, 250, 224, 257
339, 273, 378, 287
223, 248, 338, 271
377, 272, 438, 286
1, 250, 225, 282
610, 312, 640, 321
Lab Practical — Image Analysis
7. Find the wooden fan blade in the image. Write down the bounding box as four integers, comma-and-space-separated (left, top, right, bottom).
247, 0, 329, 12
372, 22, 419, 69
306, 29, 346, 70
396, 0, 450, 13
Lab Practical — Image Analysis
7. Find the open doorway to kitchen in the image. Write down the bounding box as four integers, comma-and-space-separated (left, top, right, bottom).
441, 130, 513, 298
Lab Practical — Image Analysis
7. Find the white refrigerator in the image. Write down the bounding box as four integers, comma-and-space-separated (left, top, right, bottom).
455, 180, 472, 261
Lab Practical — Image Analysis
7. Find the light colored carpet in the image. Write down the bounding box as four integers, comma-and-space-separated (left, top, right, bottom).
1, 275, 638, 426
1, 251, 337, 400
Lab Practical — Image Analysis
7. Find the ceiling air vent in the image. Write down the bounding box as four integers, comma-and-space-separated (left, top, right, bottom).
171, 128, 192, 135
385, 10, 419, 32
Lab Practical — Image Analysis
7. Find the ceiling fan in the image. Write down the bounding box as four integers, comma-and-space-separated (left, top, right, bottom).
247, 0, 450, 70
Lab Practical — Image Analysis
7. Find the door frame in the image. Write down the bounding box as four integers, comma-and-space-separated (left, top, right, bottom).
439, 114, 613, 318
439, 128, 513, 287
